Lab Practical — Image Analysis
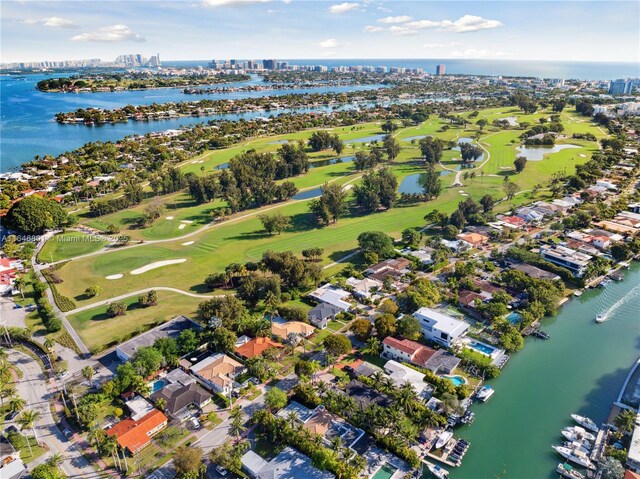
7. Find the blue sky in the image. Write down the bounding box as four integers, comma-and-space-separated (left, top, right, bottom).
1, 0, 638, 63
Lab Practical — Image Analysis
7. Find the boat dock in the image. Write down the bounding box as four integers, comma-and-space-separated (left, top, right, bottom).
589, 426, 607, 463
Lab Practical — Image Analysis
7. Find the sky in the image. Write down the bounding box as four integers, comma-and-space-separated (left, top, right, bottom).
1, 0, 639, 64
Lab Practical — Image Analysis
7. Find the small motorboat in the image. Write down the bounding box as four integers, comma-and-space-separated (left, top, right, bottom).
556, 462, 585, 479
570, 414, 599, 433
595, 313, 606, 323
562, 426, 596, 442
562, 441, 590, 455
428, 463, 449, 478
476, 385, 494, 402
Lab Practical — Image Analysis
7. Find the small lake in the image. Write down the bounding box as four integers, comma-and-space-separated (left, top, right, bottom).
309, 155, 354, 168
402, 135, 431, 142
516, 144, 581, 161
344, 134, 386, 144
292, 187, 322, 200
267, 139, 292, 145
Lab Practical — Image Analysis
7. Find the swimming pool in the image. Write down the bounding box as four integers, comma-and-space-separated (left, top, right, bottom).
372, 463, 397, 479
468, 340, 496, 356
151, 379, 168, 393
444, 375, 467, 387
506, 312, 522, 324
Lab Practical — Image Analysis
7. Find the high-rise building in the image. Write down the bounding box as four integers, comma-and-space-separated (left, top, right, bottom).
262, 59, 277, 70
436, 64, 445, 76
609, 79, 632, 96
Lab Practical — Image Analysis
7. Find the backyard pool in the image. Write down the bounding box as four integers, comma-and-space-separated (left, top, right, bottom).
443, 375, 467, 387
467, 340, 497, 356
151, 379, 168, 393
372, 463, 398, 479
506, 312, 522, 324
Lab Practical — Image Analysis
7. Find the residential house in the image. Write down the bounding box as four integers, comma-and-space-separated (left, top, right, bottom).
151, 382, 212, 419
508, 262, 561, 281
401, 247, 434, 265
539, 245, 592, 277
308, 284, 351, 311
413, 308, 470, 348
383, 360, 434, 398
381, 337, 437, 369
440, 239, 468, 253
423, 350, 462, 375
516, 206, 544, 223
235, 336, 283, 359
457, 232, 489, 247
307, 303, 341, 330
458, 290, 484, 312
242, 446, 335, 479
345, 277, 383, 300
116, 316, 201, 362
125, 396, 155, 421
189, 353, 245, 395
364, 258, 411, 282
0, 435, 25, 479
499, 215, 527, 229
271, 319, 316, 341
105, 409, 168, 454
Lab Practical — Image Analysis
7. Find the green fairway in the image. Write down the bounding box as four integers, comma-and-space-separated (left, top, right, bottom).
55, 106, 603, 307
38, 231, 108, 262
67, 290, 201, 352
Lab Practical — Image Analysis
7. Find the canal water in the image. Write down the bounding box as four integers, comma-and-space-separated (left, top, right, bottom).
446, 263, 640, 479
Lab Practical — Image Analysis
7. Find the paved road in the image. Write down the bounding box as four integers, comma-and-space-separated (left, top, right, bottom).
6, 349, 103, 478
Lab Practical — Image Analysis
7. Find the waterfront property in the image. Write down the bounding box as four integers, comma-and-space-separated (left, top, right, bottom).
539, 244, 593, 277
381, 336, 437, 368
241, 446, 335, 479
412, 307, 470, 348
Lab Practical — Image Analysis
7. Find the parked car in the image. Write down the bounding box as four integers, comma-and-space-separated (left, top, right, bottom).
63, 429, 73, 440
215, 465, 228, 476
5, 410, 19, 421
190, 418, 201, 430
57, 370, 70, 380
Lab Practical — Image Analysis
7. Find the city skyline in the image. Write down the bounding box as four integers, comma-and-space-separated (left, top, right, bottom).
1, 0, 639, 64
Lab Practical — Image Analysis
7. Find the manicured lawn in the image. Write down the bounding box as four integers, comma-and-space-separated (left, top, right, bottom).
54, 108, 602, 309
66, 290, 201, 352
38, 231, 108, 262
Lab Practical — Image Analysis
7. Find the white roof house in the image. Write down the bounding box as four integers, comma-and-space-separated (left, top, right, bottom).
308, 284, 351, 311
383, 360, 433, 398
413, 308, 470, 348
345, 277, 383, 299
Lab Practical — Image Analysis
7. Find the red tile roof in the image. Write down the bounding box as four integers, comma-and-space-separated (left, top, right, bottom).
235, 337, 283, 359
458, 290, 483, 307
106, 409, 167, 453
383, 336, 423, 356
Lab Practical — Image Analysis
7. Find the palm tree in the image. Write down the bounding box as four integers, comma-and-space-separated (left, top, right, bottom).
0, 347, 8, 363
0, 385, 16, 407
13, 277, 25, 299
47, 452, 64, 470
370, 371, 384, 389
18, 409, 41, 456
88, 427, 106, 449
364, 337, 381, 356
8, 396, 26, 413
44, 338, 55, 352
614, 409, 637, 434
155, 397, 167, 412
82, 366, 95, 389
102, 434, 121, 470
395, 383, 418, 415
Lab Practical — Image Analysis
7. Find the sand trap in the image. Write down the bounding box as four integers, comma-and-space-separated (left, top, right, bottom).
180, 220, 194, 224
182, 241, 195, 246
458, 190, 466, 193
106, 274, 123, 280
461, 193, 469, 196
579, 154, 586, 158
499, 166, 511, 170
344, 184, 354, 191
178, 224, 186, 230
131, 259, 187, 275
166, 216, 174, 220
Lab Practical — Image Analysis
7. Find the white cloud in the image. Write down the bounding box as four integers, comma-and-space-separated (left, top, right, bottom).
389, 25, 419, 36
363, 25, 385, 33
406, 15, 503, 33
23, 16, 79, 28
423, 41, 461, 48
329, 2, 359, 13
202, 0, 271, 6
71, 24, 145, 43
450, 48, 506, 58
315, 38, 341, 48
378, 15, 412, 24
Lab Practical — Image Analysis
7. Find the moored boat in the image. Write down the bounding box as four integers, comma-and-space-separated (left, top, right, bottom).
476, 385, 494, 402
561, 426, 596, 443
551, 445, 593, 469
435, 430, 454, 449
556, 462, 585, 479
570, 414, 598, 433
428, 463, 449, 479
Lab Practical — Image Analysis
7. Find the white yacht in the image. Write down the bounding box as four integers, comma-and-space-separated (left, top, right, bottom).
476, 386, 494, 402
561, 426, 596, 443
595, 313, 605, 324
570, 414, 599, 433
552, 446, 593, 469
435, 430, 454, 449
427, 463, 449, 479
562, 441, 590, 455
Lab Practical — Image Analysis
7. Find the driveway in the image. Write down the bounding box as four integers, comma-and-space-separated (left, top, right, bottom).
7, 349, 104, 478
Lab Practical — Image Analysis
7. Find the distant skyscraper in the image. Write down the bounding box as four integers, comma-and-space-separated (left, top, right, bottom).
262, 59, 277, 70
436, 64, 445, 76
609, 79, 632, 96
